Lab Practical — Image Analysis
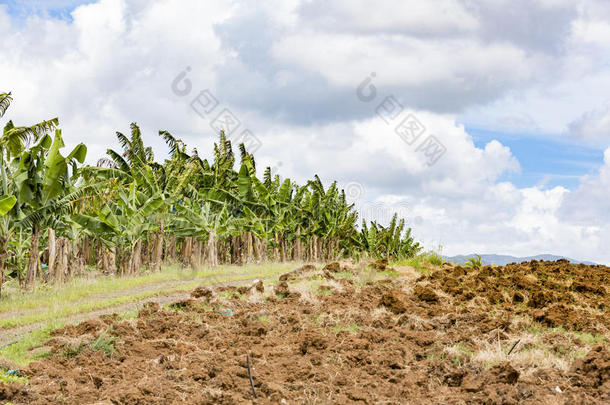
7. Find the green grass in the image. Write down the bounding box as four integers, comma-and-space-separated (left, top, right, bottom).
89, 333, 116, 357
572, 331, 606, 345
0, 370, 28, 385
315, 289, 334, 296
0, 262, 293, 315
0, 263, 295, 329
376, 269, 399, 278
0, 323, 62, 367
62, 332, 116, 359
526, 324, 606, 345
393, 251, 444, 273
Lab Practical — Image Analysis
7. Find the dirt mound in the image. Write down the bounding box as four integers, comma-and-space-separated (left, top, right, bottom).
299, 330, 328, 354
279, 264, 316, 281
50, 319, 105, 338
461, 363, 519, 392
190, 286, 213, 299
370, 258, 392, 271
273, 281, 291, 296
414, 285, 439, 302
323, 262, 342, 272
571, 345, 610, 388
0, 384, 28, 403
253, 279, 264, 293
534, 304, 590, 330
379, 289, 408, 313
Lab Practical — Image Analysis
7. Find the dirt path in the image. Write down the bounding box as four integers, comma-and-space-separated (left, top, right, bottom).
0, 272, 260, 321
0, 274, 265, 347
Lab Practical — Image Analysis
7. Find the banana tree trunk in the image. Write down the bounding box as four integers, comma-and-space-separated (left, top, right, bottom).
73, 239, 84, 277
102, 245, 111, 274
66, 239, 73, 279
82, 235, 91, 267
182, 237, 192, 267
252, 235, 260, 262
273, 233, 280, 261
48, 229, 57, 284
296, 227, 303, 261
109, 247, 116, 274
280, 235, 286, 262
153, 223, 164, 272
167, 234, 176, 263
0, 254, 5, 299
57, 237, 65, 285
132, 240, 142, 274
25, 226, 41, 290
206, 231, 217, 267
192, 239, 201, 268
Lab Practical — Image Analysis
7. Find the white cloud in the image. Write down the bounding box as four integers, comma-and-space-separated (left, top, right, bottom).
569, 107, 610, 141
299, 0, 479, 35
271, 33, 534, 90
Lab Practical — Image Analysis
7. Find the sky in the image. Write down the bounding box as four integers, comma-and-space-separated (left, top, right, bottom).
1, 0, 610, 264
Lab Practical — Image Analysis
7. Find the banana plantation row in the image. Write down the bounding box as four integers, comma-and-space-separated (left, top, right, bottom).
0, 92, 421, 295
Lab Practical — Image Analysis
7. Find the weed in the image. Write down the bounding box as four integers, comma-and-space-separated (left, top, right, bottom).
62, 343, 84, 358
465, 255, 482, 270
257, 315, 270, 323
0, 370, 28, 385
90, 334, 116, 357
315, 288, 334, 296
572, 331, 605, 345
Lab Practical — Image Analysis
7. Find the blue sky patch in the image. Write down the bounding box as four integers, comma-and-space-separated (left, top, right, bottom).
466, 126, 603, 190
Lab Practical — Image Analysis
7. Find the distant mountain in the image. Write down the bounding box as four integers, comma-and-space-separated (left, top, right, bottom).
443, 253, 597, 266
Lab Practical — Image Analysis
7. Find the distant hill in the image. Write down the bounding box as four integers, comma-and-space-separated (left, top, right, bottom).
443, 253, 597, 266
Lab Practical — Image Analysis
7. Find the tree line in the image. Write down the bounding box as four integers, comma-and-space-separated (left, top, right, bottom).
0, 91, 421, 295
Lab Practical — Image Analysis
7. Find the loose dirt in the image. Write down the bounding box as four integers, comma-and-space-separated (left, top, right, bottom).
0, 260, 608, 404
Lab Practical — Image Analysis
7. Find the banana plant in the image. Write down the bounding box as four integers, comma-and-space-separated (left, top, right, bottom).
13, 130, 87, 289
74, 180, 163, 275
172, 201, 238, 266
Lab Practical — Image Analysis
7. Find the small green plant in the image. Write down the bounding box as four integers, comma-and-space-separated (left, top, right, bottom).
425, 251, 444, 266
90, 334, 116, 357
315, 286, 334, 296
0, 369, 28, 385
573, 332, 605, 345
62, 343, 84, 358
335, 271, 353, 279
376, 269, 399, 279
395, 250, 444, 271
465, 255, 482, 270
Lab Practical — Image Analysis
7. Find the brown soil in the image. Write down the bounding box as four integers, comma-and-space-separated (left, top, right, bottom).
428, 259, 610, 333
1, 260, 608, 404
